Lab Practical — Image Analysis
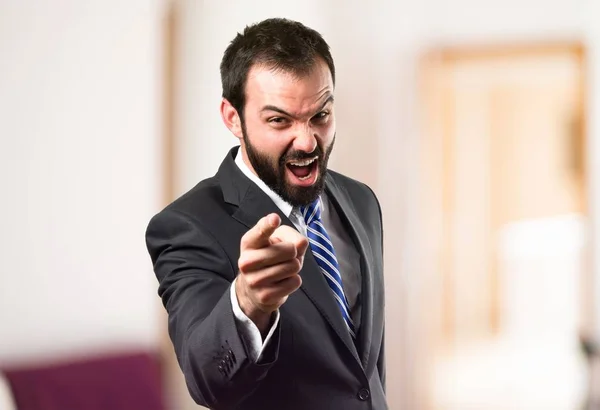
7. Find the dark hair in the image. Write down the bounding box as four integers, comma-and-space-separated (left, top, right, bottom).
220, 18, 335, 118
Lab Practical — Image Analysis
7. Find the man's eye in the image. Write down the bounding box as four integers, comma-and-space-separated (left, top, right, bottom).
313, 111, 330, 121
268, 117, 286, 124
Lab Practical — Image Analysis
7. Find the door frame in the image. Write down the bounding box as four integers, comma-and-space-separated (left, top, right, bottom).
418, 40, 588, 349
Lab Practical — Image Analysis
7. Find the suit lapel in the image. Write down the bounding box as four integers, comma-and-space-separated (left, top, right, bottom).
231, 183, 295, 232
325, 176, 375, 369
219, 147, 296, 231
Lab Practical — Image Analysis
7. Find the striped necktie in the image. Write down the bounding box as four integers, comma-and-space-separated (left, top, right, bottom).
300, 198, 356, 338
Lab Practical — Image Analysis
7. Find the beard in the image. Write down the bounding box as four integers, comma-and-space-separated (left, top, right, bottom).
241, 121, 335, 207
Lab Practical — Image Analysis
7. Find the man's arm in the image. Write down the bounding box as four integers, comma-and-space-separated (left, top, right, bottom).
146, 209, 280, 409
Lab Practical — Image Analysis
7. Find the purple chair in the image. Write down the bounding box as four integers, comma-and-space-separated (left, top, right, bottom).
3, 351, 165, 410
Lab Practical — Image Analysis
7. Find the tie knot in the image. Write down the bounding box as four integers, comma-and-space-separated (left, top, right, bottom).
300, 198, 321, 225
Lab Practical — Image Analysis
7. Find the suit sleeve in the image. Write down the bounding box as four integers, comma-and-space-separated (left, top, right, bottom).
377, 326, 386, 392
146, 209, 280, 409
230, 277, 281, 361
368, 185, 386, 392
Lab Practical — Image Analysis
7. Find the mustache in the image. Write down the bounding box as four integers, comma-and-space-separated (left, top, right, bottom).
279, 146, 323, 164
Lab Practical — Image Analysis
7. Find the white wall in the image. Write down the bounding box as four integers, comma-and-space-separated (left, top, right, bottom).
0, 1, 165, 365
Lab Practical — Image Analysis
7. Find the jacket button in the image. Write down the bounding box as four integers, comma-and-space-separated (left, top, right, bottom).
357, 388, 370, 401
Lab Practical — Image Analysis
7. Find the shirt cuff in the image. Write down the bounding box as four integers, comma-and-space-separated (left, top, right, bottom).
230, 277, 280, 362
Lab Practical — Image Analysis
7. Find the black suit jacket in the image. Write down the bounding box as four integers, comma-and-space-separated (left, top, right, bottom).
146, 147, 386, 410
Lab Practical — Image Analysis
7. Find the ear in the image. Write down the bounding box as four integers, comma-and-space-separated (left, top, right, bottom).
220, 98, 243, 140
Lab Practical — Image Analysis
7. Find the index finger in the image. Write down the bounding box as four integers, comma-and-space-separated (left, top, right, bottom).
240, 213, 281, 250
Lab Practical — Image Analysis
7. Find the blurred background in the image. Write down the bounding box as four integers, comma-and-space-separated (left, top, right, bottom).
2, 0, 600, 409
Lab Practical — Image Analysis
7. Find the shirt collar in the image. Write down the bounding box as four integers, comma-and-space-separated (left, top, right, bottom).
234, 147, 295, 218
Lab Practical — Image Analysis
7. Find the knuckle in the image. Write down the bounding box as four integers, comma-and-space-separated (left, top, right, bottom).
238, 255, 251, 272
246, 275, 260, 290
286, 275, 301, 293
289, 258, 301, 272
282, 243, 296, 258
281, 276, 299, 296
278, 261, 292, 275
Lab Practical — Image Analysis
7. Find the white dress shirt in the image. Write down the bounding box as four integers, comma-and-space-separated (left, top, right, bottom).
231, 149, 361, 361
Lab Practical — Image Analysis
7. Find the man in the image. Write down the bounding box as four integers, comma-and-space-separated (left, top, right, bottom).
146, 18, 386, 410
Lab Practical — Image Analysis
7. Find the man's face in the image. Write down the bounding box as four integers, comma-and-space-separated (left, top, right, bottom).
239, 60, 336, 207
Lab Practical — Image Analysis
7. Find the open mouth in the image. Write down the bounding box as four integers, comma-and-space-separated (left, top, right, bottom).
285, 156, 319, 186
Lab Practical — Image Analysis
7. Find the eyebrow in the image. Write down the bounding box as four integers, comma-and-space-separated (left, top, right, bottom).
261, 95, 334, 118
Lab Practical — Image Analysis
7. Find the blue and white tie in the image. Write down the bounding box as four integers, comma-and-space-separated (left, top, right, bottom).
300, 198, 356, 338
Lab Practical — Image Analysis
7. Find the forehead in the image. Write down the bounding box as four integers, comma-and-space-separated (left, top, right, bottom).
244, 60, 334, 113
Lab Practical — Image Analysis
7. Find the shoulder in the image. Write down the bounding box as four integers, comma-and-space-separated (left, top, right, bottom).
327, 169, 384, 254
166, 176, 224, 217
327, 169, 381, 214
147, 175, 230, 234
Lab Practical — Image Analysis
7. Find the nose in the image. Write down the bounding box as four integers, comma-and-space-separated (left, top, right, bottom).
293, 126, 318, 154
